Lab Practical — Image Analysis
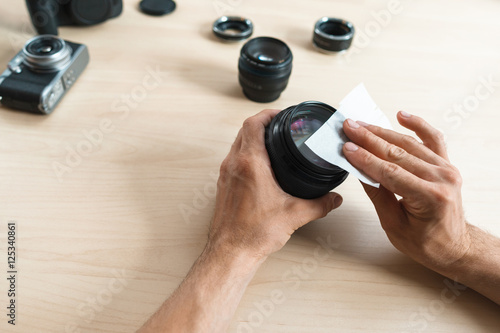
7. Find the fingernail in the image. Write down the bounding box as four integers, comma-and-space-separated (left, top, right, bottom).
334, 195, 343, 207
344, 142, 359, 152
347, 118, 360, 129
400, 111, 411, 118
357, 120, 369, 127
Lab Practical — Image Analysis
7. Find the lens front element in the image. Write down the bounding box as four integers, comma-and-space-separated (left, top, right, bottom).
22, 35, 72, 73
290, 108, 333, 169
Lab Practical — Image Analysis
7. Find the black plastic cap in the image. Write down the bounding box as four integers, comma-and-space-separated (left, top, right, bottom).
139, 0, 176, 16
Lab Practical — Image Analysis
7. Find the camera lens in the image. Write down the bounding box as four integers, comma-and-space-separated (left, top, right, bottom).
313, 17, 355, 52
238, 37, 293, 103
22, 35, 72, 73
265, 101, 349, 199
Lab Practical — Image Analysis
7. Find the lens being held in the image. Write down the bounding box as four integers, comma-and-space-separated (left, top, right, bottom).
0, 35, 90, 115
238, 37, 293, 103
313, 17, 355, 53
265, 101, 349, 199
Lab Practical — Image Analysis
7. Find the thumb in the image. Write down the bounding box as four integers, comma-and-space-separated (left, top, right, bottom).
360, 182, 404, 231
289, 192, 343, 229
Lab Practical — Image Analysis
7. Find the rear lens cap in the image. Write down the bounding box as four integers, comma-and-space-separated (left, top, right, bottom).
139, 0, 176, 16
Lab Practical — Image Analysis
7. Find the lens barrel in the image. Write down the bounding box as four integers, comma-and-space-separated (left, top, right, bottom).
238, 37, 293, 103
22, 35, 72, 73
265, 101, 349, 199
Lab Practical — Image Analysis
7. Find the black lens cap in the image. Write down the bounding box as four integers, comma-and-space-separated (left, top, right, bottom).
139, 0, 176, 16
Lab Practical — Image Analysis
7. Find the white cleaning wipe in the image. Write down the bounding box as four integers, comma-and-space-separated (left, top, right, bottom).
305, 83, 393, 187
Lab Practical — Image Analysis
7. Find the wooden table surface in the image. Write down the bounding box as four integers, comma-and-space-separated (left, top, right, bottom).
1, 0, 500, 332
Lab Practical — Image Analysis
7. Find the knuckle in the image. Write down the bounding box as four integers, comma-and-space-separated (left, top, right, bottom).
242, 117, 254, 129
218, 158, 231, 182
242, 118, 258, 133
426, 124, 445, 142
441, 167, 463, 186
219, 158, 229, 174
386, 144, 406, 161
401, 134, 419, 146
234, 154, 256, 178
381, 162, 400, 179
428, 185, 455, 205
433, 128, 445, 142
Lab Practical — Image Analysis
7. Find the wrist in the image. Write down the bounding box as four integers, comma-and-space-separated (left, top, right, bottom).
427, 224, 488, 282
202, 239, 268, 274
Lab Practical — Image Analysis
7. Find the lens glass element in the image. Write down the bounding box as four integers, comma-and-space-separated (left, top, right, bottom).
22, 35, 72, 72
26, 36, 64, 56
246, 38, 290, 65
289, 105, 334, 168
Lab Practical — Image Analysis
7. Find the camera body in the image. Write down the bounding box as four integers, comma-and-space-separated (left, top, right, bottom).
0, 35, 89, 114
26, 0, 123, 35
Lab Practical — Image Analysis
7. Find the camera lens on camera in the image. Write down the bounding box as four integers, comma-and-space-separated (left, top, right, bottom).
238, 37, 293, 103
313, 17, 355, 53
265, 101, 349, 199
22, 35, 72, 73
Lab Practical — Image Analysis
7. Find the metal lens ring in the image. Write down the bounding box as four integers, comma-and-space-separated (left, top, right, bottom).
213, 16, 253, 42
313, 17, 355, 52
22, 35, 72, 73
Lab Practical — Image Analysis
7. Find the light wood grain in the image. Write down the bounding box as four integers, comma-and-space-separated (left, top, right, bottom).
1, 0, 500, 332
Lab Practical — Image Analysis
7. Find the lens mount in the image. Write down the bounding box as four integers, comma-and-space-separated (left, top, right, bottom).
265, 101, 348, 199
213, 16, 253, 42
313, 17, 355, 53
22, 35, 72, 73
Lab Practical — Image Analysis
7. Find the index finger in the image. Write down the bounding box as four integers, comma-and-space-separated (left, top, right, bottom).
241, 109, 280, 150
343, 141, 431, 199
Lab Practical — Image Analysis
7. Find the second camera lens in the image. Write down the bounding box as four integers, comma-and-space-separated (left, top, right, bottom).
238, 37, 293, 103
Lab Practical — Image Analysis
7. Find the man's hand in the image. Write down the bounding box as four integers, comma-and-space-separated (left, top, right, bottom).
342, 111, 500, 304
208, 108, 343, 260
342, 111, 469, 268
138, 109, 342, 333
